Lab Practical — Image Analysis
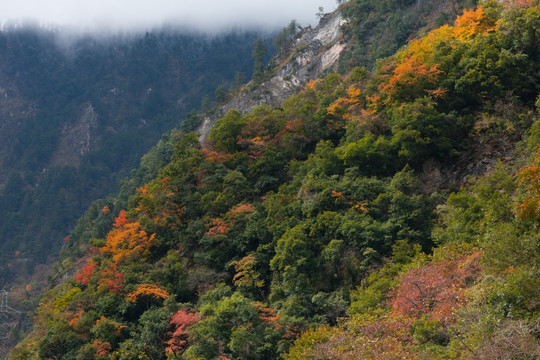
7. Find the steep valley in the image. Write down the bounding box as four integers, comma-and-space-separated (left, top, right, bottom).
3, 0, 540, 359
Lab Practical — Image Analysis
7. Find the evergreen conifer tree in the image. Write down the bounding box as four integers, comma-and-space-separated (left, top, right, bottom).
252, 38, 268, 85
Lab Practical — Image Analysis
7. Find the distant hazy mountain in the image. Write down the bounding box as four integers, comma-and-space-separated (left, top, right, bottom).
0, 28, 264, 286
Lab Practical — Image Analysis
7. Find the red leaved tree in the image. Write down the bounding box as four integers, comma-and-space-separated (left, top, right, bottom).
389, 247, 482, 324
75, 261, 96, 286
165, 310, 201, 357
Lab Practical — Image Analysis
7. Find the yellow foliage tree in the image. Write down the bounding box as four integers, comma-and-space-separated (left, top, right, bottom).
230, 254, 265, 289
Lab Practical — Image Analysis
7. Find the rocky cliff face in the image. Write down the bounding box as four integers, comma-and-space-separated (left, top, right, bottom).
198, 9, 347, 139
49, 103, 99, 167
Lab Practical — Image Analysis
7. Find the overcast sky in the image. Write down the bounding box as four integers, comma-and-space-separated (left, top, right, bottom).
1, 0, 339, 34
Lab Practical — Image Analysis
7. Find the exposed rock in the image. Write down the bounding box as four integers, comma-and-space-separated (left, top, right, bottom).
49, 103, 99, 167
418, 133, 518, 193
197, 10, 348, 140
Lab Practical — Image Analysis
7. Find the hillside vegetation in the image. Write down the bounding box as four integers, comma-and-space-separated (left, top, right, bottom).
11, 0, 540, 359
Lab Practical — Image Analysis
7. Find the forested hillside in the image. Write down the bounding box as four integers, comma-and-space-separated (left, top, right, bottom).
10, 0, 540, 359
0, 29, 265, 287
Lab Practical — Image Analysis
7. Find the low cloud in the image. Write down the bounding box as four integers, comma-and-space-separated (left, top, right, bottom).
1, 0, 338, 34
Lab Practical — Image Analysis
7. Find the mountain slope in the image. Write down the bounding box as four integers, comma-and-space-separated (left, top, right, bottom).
0, 0, 474, 290
9, 1, 540, 359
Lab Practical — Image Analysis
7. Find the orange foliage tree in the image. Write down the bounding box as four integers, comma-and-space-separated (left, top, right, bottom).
126, 283, 170, 303
378, 7, 496, 105
201, 148, 233, 163
100, 210, 157, 265
516, 147, 540, 221
452, 7, 496, 41
205, 203, 255, 237
91, 339, 112, 357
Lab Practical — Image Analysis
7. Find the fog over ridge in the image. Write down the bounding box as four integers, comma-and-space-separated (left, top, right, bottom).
1, 0, 338, 35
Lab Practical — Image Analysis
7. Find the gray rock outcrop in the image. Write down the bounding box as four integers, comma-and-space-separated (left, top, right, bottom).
198, 9, 348, 140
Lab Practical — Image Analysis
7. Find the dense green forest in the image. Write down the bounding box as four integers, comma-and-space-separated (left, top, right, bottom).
9, 0, 540, 358
0, 29, 265, 288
